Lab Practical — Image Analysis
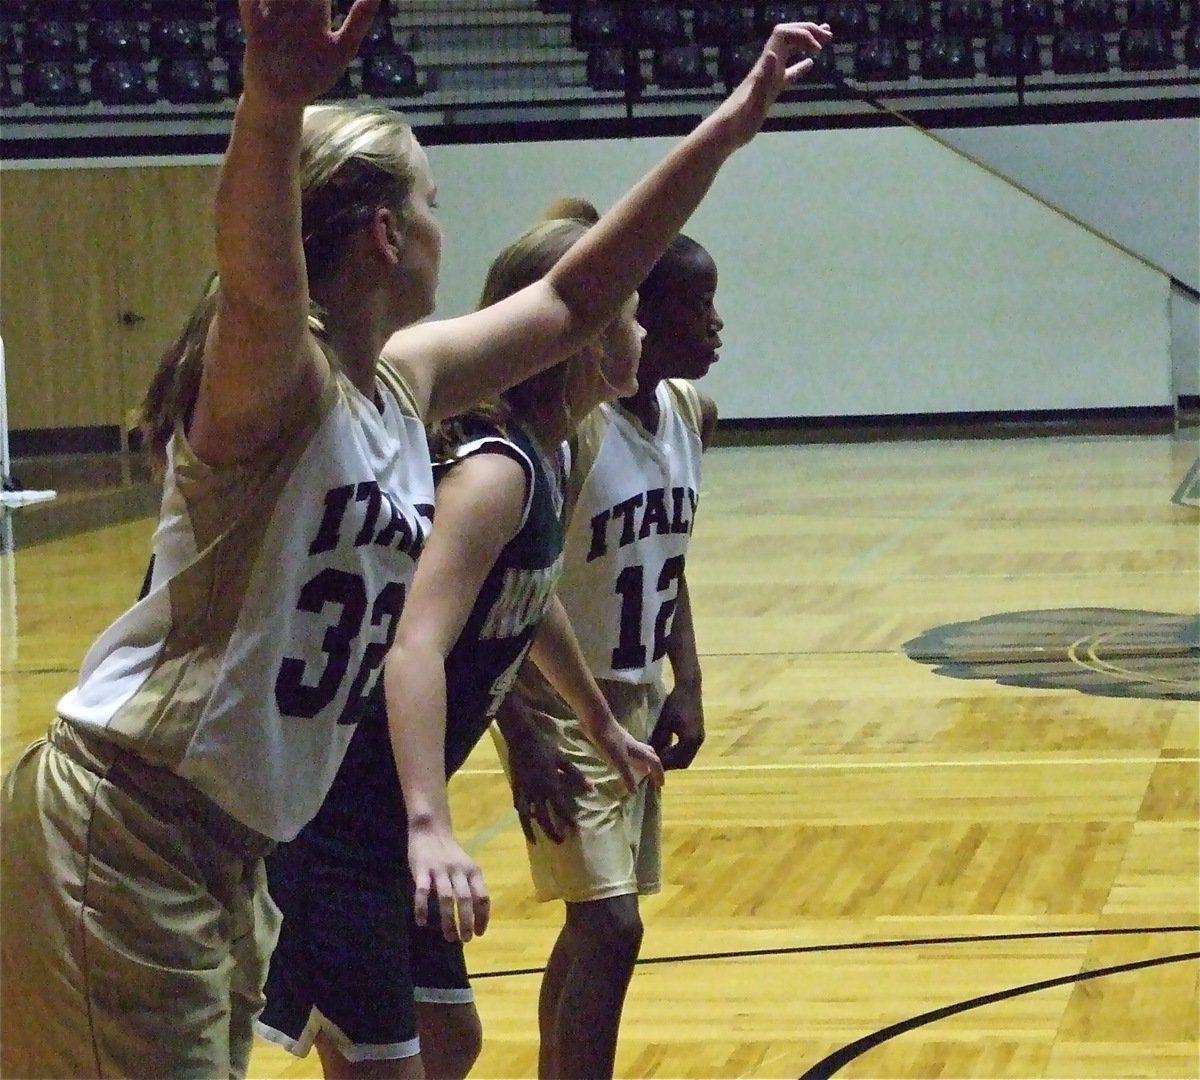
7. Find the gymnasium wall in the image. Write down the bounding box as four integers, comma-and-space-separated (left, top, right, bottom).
428, 118, 1184, 420
2, 116, 1191, 436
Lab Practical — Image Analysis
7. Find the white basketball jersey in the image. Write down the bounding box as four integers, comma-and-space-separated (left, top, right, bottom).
556, 378, 704, 685
57, 364, 434, 841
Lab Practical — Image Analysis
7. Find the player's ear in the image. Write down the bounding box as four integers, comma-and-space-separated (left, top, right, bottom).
368, 208, 404, 262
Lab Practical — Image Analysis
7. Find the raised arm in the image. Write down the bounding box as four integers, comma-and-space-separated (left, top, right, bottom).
191, 0, 378, 465
383, 451, 526, 944
384, 22, 832, 422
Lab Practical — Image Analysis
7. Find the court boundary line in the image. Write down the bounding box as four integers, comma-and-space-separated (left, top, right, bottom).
470, 923, 1200, 981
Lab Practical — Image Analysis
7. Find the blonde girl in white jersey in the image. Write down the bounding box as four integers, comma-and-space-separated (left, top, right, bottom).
0, 3, 831, 1076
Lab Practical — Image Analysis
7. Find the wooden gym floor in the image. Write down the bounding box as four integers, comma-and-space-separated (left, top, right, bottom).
2, 429, 1197, 1079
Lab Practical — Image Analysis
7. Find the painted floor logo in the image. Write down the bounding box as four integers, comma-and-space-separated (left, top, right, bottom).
904, 608, 1200, 701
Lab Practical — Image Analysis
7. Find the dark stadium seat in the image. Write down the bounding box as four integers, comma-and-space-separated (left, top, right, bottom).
24, 60, 85, 105
0, 63, 19, 107
362, 50, 422, 97
855, 35, 910, 79
653, 43, 713, 89
692, 2, 753, 47
359, 14, 397, 55
985, 29, 1043, 73
1052, 29, 1109, 72
215, 15, 245, 56
1001, 0, 1057, 32
585, 45, 641, 93
1125, 0, 1179, 27
24, 19, 82, 62
1188, 20, 1200, 68
88, 19, 148, 60
1063, 0, 1119, 32
1118, 26, 1176, 69
941, 0, 995, 35
626, 3, 686, 49
718, 40, 761, 91
571, 3, 622, 50
159, 55, 221, 102
92, 57, 156, 103
150, 18, 209, 59
822, 0, 871, 42
879, 0, 931, 38
920, 32, 977, 76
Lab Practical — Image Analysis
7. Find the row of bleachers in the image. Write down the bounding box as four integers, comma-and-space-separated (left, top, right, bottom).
0, 1, 1195, 144
0, 52, 423, 108
582, 25, 1200, 93
556, 0, 1197, 47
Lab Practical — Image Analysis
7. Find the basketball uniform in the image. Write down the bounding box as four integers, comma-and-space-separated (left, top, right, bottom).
0, 362, 434, 1078
499, 378, 706, 902
256, 419, 566, 1064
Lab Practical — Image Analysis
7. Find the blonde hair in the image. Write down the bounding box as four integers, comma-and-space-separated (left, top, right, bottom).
139, 105, 419, 472
429, 199, 599, 458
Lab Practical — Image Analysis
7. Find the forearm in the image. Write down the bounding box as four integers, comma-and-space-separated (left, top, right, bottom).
546, 119, 735, 342
528, 599, 615, 737
214, 95, 308, 315
666, 573, 703, 691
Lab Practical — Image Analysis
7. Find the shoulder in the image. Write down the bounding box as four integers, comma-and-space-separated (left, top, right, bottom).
662, 379, 718, 447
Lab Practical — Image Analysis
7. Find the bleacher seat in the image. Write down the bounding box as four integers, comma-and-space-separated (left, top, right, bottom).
88, 20, 147, 60
692, 2, 752, 46
942, 0, 995, 35
1118, 26, 1176, 69
920, 32, 977, 76
855, 34, 910, 79
0, 20, 16, 62
215, 15, 244, 55
150, 18, 209, 59
1125, 0, 1179, 26
24, 19, 81, 62
363, 50, 421, 97
0, 64, 19, 107
92, 57, 156, 103
626, 4, 686, 49
92, 2, 150, 18
1063, 0, 1119, 31
1052, 29, 1109, 72
1001, 0, 1057, 32
718, 40, 760, 90
879, 0, 931, 37
985, 29, 1043, 73
571, 4, 622, 50
148, 0, 210, 14
159, 55, 221, 102
822, 0, 871, 42
24, 60, 85, 105
586, 45, 641, 93
653, 43, 713, 88
1186, 19, 1200, 67
359, 14, 396, 55
760, 3, 810, 33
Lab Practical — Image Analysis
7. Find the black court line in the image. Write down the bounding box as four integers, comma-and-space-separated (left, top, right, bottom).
470, 923, 1199, 980
798, 949, 1200, 1080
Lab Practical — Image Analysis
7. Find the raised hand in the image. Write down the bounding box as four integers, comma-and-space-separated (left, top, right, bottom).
239, 0, 381, 109
713, 22, 834, 148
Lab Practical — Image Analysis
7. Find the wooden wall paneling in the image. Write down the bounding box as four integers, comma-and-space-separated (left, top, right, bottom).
114, 165, 218, 439
0, 169, 127, 430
